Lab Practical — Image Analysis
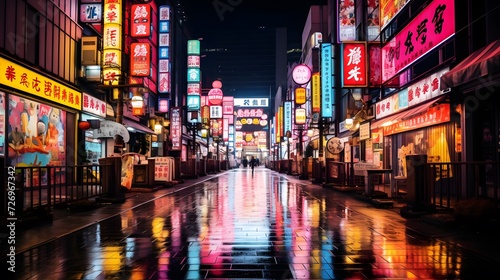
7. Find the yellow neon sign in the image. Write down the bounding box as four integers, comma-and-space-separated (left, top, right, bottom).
0, 57, 81, 110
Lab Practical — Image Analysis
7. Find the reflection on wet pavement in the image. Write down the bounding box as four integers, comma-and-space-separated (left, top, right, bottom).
11, 167, 499, 279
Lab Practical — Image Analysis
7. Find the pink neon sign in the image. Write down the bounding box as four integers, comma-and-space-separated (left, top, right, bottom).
382, 0, 455, 83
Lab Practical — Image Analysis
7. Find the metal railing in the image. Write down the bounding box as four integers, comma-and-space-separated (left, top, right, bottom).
3, 165, 106, 217
426, 161, 500, 208
321, 160, 499, 209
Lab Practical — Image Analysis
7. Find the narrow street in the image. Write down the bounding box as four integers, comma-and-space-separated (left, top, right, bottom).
7, 167, 500, 279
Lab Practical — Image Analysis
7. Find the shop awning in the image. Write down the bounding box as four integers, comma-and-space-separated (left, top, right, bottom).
371, 97, 445, 130
122, 118, 155, 134
440, 39, 500, 89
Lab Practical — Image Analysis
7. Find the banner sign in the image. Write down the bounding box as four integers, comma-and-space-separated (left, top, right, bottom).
383, 104, 450, 135
130, 43, 150, 76
158, 5, 170, 93
170, 107, 181, 151
130, 4, 151, 37
83, 93, 106, 117
0, 57, 82, 110
312, 72, 321, 113
284, 101, 292, 136
321, 43, 333, 117
342, 42, 368, 87
382, 0, 455, 82
338, 0, 356, 41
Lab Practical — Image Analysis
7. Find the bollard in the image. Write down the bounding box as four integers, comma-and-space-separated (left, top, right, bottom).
402, 154, 435, 216
96, 157, 125, 203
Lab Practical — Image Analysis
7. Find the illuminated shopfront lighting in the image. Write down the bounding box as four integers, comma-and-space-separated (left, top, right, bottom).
345, 113, 354, 129
307, 128, 314, 137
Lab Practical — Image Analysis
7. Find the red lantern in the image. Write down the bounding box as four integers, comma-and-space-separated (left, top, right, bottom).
78, 121, 91, 130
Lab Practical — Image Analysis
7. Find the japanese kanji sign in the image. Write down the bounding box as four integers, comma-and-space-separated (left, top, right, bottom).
102, 0, 122, 85
342, 42, 368, 87
381, 0, 455, 83
321, 43, 333, 118
0, 57, 82, 110
158, 5, 170, 93
130, 4, 151, 38
82, 93, 106, 117
130, 43, 150, 76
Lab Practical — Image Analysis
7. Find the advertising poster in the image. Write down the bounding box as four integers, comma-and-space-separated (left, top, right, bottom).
7, 95, 67, 186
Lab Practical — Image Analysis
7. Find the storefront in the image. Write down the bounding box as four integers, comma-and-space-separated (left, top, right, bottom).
122, 105, 155, 156
81, 93, 108, 164
440, 39, 500, 163
369, 68, 459, 178
1, 56, 81, 184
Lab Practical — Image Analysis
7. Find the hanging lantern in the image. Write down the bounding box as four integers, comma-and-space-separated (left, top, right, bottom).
131, 94, 144, 116
295, 108, 306, 125
78, 121, 91, 130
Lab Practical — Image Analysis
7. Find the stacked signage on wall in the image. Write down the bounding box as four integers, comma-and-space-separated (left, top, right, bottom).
381, 0, 455, 83
102, 0, 122, 85
158, 5, 171, 94
187, 40, 201, 112
234, 98, 269, 149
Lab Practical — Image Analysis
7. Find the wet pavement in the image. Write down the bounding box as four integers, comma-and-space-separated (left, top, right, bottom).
3, 166, 500, 279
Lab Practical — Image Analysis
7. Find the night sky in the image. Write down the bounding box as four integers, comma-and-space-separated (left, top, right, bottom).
181, 0, 327, 97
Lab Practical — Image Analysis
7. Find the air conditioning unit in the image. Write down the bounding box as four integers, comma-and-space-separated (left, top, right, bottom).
81, 36, 100, 66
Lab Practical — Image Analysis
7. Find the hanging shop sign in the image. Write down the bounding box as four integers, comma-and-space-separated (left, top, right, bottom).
233, 98, 269, 107
82, 93, 106, 117
80, 4, 102, 23
312, 72, 321, 113
367, 0, 380, 41
284, 101, 292, 136
187, 40, 200, 55
294, 87, 306, 105
342, 42, 368, 87
208, 88, 224, 105
130, 43, 150, 76
187, 95, 200, 111
375, 68, 448, 118
369, 44, 382, 86
187, 69, 200, 83
187, 83, 200, 95
223, 118, 229, 141
170, 107, 181, 151
407, 68, 449, 106
158, 5, 170, 94
380, 0, 410, 30
0, 57, 82, 110
158, 97, 169, 113
223, 96, 234, 125
321, 43, 333, 117
359, 122, 371, 140
92, 120, 130, 142
295, 108, 306, 125
102, 0, 122, 85
222, 96, 233, 115
187, 55, 200, 68
383, 104, 450, 135
235, 107, 269, 131
210, 105, 223, 119
381, 0, 455, 83
201, 105, 210, 126
338, 0, 356, 42
292, 64, 312, 85
158, 73, 170, 93
130, 4, 151, 38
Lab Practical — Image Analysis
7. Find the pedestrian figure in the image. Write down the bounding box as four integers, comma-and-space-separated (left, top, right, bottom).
250, 156, 256, 176
256, 158, 260, 167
